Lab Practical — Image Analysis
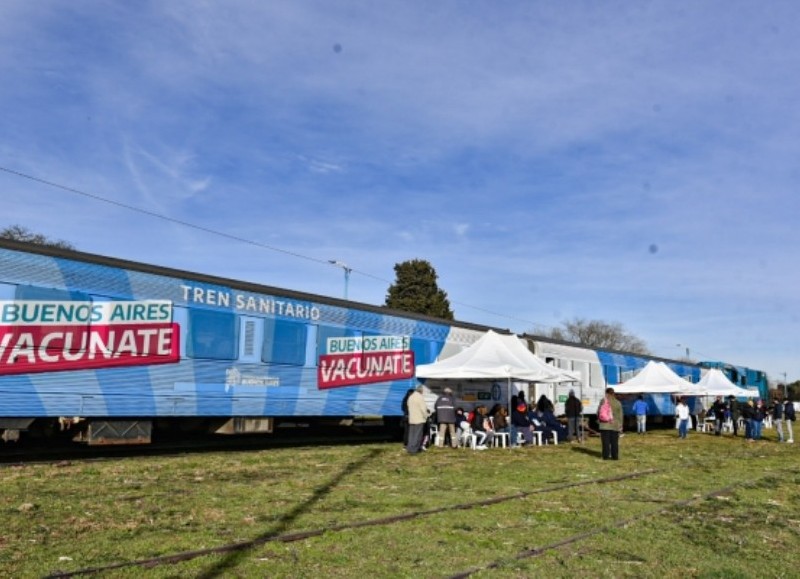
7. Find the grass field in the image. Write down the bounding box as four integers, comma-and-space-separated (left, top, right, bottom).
2, 426, 799, 578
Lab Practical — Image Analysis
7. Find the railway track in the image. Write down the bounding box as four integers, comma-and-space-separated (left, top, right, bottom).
0, 426, 396, 466
45, 468, 662, 577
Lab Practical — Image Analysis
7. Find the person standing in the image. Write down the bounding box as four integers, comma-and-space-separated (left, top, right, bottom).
711, 396, 726, 436
632, 395, 648, 435
742, 399, 755, 441
400, 388, 415, 446
773, 398, 785, 443
784, 398, 795, 443
676, 397, 690, 439
597, 387, 623, 460
728, 395, 740, 436
434, 387, 458, 448
564, 390, 583, 442
752, 399, 766, 441
405, 385, 430, 454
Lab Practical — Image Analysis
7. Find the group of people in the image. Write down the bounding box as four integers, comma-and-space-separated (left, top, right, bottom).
401, 386, 572, 454
402, 383, 794, 459
684, 395, 796, 443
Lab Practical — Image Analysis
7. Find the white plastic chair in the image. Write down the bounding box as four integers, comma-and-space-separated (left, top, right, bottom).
429, 425, 439, 446
459, 424, 477, 449
491, 432, 510, 448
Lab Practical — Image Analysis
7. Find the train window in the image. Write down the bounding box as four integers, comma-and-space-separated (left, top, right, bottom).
590, 363, 603, 387
605, 365, 621, 384
244, 320, 256, 357
262, 319, 307, 365
186, 309, 239, 360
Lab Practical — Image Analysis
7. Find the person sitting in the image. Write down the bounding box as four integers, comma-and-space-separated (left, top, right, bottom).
470, 405, 490, 449
538, 408, 568, 443
490, 404, 510, 435
536, 394, 555, 414
511, 399, 533, 446
454, 407, 469, 447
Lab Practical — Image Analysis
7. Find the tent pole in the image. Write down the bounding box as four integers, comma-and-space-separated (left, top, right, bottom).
507, 377, 512, 420
578, 380, 584, 443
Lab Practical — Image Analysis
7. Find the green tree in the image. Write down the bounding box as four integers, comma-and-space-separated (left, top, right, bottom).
545, 317, 650, 355
385, 259, 454, 320
1, 225, 75, 250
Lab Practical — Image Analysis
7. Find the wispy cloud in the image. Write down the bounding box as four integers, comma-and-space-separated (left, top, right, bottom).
2, 0, 799, 380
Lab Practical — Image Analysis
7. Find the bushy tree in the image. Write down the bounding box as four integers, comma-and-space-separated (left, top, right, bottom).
545, 317, 650, 354
1, 225, 74, 250
385, 259, 454, 320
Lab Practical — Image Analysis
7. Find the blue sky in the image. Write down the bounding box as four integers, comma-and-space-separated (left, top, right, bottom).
2, 1, 798, 382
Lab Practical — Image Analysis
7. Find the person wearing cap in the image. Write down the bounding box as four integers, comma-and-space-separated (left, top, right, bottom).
434, 387, 458, 448
405, 384, 430, 454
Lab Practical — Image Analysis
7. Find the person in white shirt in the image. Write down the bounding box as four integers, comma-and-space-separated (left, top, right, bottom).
676, 397, 690, 439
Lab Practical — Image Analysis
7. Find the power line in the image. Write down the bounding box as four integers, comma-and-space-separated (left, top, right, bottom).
1, 165, 328, 267
0, 164, 549, 330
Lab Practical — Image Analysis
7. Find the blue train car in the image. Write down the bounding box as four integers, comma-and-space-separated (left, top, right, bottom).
698, 361, 769, 400
530, 339, 703, 420
0, 239, 489, 444
1, 239, 770, 443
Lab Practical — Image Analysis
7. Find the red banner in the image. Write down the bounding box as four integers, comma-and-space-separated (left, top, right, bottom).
0, 323, 181, 375
318, 350, 415, 389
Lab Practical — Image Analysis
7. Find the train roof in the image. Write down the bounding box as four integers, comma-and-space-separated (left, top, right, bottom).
0, 238, 498, 334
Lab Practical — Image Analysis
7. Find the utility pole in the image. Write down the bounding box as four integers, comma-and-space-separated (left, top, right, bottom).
328, 260, 352, 300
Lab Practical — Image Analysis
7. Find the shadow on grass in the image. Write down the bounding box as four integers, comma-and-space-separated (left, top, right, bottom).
196, 447, 386, 578
570, 445, 602, 458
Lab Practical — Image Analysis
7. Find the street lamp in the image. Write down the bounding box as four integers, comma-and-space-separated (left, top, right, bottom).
328, 260, 352, 300
676, 344, 690, 359
783, 372, 788, 398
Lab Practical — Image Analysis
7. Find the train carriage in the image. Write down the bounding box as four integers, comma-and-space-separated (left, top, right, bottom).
0, 239, 491, 444
0, 239, 770, 444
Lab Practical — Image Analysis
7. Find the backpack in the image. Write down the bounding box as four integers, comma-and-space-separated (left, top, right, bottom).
599, 399, 613, 423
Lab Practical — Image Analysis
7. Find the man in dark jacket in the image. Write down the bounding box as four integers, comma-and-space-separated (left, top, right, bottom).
434, 387, 458, 448
741, 399, 755, 441
564, 390, 582, 442
784, 398, 795, 443
728, 395, 740, 436
773, 399, 785, 443
711, 396, 726, 436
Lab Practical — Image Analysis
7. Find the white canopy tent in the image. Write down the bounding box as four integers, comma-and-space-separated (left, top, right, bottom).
613, 361, 694, 394
680, 368, 760, 398
415, 330, 579, 383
